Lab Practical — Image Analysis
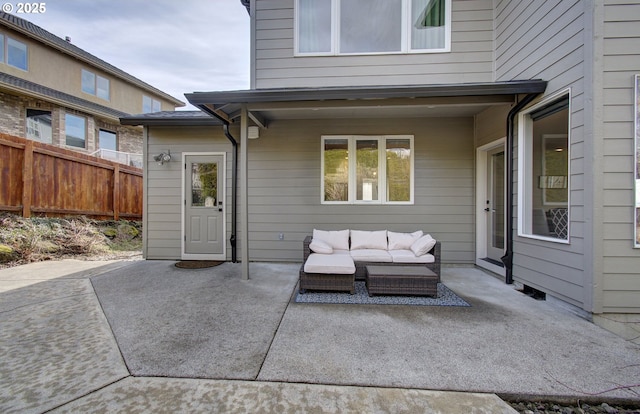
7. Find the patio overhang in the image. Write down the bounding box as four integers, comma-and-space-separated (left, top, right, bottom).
183, 80, 548, 281
185, 80, 548, 127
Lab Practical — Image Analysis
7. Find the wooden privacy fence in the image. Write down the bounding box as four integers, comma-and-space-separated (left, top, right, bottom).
0, 133, 143, 220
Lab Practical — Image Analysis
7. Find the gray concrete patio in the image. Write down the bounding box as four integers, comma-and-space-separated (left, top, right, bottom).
1, 259, 639, 413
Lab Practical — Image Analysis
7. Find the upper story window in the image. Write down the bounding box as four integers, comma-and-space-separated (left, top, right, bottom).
81, 69, 110, 101
142, 95, 161, 113
296, 0, 451, 56
1, 34, 28, 70
322, 135, 414, 204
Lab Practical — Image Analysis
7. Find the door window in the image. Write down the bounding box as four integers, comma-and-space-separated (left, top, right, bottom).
191, 163, 218, 207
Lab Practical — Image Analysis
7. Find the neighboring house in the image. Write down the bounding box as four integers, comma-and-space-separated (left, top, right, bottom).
122, 0, 640, 342
0, 12, 184, 166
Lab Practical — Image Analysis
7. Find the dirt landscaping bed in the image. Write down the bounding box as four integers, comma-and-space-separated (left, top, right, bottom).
0, 213, 142, 269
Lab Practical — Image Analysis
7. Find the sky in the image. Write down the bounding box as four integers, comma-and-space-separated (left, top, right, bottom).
21, 0, 251, 110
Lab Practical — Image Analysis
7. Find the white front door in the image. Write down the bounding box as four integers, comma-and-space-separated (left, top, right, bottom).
183, 154, 225, 260
476, 140, 506, 276
486, 147, 505, 263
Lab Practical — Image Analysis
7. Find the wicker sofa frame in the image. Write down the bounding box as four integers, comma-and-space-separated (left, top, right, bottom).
300, 234, 441, 290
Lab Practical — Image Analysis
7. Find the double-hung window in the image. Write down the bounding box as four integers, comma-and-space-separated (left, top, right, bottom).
518, 91, 571, 242
81, 69, 110, 101
296, 0, 451, 55
322, 135, 414, 204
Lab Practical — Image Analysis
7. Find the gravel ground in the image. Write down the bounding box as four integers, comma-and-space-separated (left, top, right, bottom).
509, 401, 640, 413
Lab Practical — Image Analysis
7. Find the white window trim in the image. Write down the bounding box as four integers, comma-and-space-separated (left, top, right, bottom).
294, 0, 451, 57
635, 74, 640, 248
321, 135, 414, 205
517, 88, 571, 244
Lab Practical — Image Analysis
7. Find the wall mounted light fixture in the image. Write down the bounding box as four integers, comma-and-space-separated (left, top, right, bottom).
153, 150, 171, 165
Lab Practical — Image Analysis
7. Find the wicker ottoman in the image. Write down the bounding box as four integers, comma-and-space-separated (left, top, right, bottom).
299, 265, 356, 294
365, 265, 438, 297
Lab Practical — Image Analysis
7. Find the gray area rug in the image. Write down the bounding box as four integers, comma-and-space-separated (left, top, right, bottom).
295, 281, 470, 306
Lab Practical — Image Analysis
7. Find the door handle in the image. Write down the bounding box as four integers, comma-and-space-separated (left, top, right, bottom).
484, 208, 490, 212
218, 208, 223, 212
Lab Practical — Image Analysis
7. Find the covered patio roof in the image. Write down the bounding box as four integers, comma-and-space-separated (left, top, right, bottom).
185, 80, 547, 127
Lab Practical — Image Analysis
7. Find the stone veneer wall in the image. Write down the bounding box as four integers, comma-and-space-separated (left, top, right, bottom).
0, 90, 142, 158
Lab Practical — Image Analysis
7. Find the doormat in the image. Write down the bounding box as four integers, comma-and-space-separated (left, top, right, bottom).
175, 260, 224, 269
295, 281, 470, 307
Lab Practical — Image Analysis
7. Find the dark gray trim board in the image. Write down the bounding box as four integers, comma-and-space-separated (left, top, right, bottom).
120, 111, 223, 127
185, 80, 548, 106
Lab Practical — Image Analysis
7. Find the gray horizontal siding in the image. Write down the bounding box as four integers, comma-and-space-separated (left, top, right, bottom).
145, 126, 234, 260
599, 0, 640, 313
245, 117, 475, 263
143, 117, 476, 264
495, 0, 589, 308
253, 0, 494, 89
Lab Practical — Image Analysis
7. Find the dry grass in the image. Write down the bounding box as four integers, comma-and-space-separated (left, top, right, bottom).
0, 213, 142, 268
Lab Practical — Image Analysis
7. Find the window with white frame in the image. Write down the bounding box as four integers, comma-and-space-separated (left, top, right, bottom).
1, 35, 28, 70
142, 95, 161, 113
296, 0, 450, 55
635, 74, 640, 247
518, 92, 570, 241
81, 69, 110, 100
322, 136, 414, 204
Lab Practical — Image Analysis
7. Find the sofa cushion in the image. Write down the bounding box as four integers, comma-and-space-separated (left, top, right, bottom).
387, 230, 423, 250
304, 253, 355, 274
349, 249, 393, 263
313, 229, 350, 250
390, 250, 435, 264
309, 238, 333, 254
350, 230, 387, 250
410, 234, 437, 257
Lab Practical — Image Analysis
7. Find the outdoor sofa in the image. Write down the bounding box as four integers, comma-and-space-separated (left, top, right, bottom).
299, 229, 441, 293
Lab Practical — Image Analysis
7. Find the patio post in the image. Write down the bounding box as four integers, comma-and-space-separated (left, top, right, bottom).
240, 105, 250, 280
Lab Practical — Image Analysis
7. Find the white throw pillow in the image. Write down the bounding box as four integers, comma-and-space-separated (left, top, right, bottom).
387, 230, 423, 250
309, 238, 333, 254
410, 234, 437, 257
350, 230, 387, 250
313, 229, 350, 250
